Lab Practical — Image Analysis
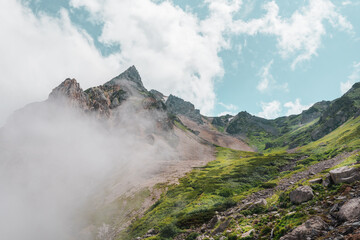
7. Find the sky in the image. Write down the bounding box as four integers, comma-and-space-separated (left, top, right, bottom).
0, 0, 360, 124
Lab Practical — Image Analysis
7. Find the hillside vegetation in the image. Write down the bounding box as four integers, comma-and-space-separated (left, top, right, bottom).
213, 83, 360, 151
119, 84, 360, 240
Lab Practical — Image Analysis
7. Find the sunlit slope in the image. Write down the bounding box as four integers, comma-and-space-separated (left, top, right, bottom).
122, 115, 360, 239
214, 82, 360, 151
123, 149, 305, 239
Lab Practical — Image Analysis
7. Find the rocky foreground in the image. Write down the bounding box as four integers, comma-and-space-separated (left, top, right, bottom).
132, 150, 360, 240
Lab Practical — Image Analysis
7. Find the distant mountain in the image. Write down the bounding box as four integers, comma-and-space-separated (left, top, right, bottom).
210, 83, 360, 151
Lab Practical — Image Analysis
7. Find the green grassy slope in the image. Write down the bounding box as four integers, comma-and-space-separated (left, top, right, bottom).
213, 83, 360, 151
123, 149, 305, 239
121, 114, 360, 240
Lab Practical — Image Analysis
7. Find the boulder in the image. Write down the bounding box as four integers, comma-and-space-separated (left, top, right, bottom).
279, 216, 328, 240
289, 186, 314, 204
330, 166, 360, 184
338, 198, 360, 222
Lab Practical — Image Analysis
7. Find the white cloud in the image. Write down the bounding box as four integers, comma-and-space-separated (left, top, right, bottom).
0, 0, 123, 126
257, 60, 289, 92
258, 98, 311, 119
232, 0, 353, 69
219, 102, 238, 111
340, 81, 353, 94
70, 0, 243, 115
342, 1, 360, 6
257, 100, 281, 119
217, 111, 236, 116
257, 60, 273, 92
284, 98, 311, 116
340, 61, 360, 94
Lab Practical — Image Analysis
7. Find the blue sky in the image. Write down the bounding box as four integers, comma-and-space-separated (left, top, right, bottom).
0, 0, 359, 124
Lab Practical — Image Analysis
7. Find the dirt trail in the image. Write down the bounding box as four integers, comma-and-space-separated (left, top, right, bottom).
227, 151, 358, 212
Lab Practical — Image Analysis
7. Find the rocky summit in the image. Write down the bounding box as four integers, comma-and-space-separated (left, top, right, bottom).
3, 66, 360, 240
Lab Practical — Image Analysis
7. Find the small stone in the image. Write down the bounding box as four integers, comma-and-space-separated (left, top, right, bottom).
248, 198, 267, 210
241, 229, 254, 238
207, 215, 218, 229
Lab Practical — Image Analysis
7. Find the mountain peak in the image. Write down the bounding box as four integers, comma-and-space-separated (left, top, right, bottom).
48, 78, 89, 109
105, 65, 144, 89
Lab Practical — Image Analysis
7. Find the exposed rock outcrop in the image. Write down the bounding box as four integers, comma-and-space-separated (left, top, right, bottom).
338, 198, 360, 222
289, 186, 314, 204
49, 78, 89, 109
330, 166, 360, 184
248, 198, 267, 210
165, 95, 203, 124
105, 65, 145, 91
279, 216, 328, 240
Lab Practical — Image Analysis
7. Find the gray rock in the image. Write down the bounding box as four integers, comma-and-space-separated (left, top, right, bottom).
165, 95, 203, 124
279, 216, 328, 240
323, 174, 332, 187
289, 186, 314, 204
213, 218, 231, 234
105, 65, 145, 90
249, 198, 267, 209
338, 198, 360, 221
330, 166, 360, 184
146, 228, 157, 235
309, 178, 322, 184
241, 229, 254, 238
207, 215, 218, 229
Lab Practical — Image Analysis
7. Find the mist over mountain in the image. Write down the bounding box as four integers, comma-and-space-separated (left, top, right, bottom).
1, 66, 360, 240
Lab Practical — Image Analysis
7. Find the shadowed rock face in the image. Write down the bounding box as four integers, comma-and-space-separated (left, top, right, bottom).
48, 66, 169, 119
165, 94, 203, 124
104, 65, 146, 92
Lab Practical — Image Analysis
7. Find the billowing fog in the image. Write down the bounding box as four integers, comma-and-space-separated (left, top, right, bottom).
0, 98, 178, 240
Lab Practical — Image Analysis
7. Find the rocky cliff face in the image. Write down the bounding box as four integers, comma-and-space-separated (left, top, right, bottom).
48, 78, 89, 109
165, 94, 203, 124
48, 66, 168, 119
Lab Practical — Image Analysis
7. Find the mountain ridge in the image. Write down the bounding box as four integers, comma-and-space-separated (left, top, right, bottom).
9, 65, 360, 240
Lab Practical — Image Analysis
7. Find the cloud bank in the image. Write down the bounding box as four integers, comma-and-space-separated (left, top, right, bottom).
232, 0, 353, 69
258, 99, 311, 119
0, 0, 123, 126
0, 98, 178, 240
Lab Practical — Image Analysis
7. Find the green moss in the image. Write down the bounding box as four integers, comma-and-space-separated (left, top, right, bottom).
186, 232, 200, 240
272, 212, 308, 239
174, 120, 188, 132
